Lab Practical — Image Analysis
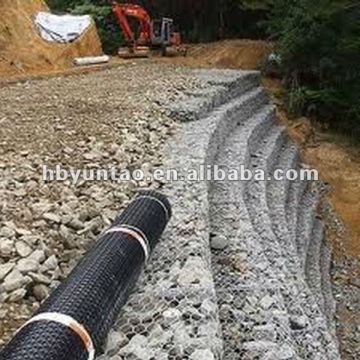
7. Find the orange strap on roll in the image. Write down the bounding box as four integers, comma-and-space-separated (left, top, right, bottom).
18, 313, 95, 360
105, 225, 150, 261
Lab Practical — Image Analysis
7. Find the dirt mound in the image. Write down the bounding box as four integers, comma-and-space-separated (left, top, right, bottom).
0, 0, 102, 77
157, 39, 272, 71
185, 39, 272, 70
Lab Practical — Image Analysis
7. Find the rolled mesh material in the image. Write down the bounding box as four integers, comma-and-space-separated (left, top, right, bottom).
0, 190, 171, 360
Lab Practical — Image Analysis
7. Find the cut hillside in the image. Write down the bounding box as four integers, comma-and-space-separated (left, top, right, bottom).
0, 0, 102, 77
159, 39, 273, 70
187, 39, 272, 69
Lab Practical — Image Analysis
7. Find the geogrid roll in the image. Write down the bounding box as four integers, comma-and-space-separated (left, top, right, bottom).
0, 190, 171, 360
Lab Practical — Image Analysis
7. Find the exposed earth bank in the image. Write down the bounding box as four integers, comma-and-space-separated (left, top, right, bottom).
0, 0, 102, 78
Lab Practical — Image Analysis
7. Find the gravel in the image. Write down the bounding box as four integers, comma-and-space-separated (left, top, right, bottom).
0, 62, 352, 359
0, 62, 208, 346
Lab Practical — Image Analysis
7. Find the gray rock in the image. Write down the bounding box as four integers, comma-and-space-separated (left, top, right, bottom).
42, 255, 58, 271
0, 239, 14, 257
20, 235, 38, 246
15, 241, 32, 258
0, 308, 8, 319
42, 213, 61, 224
259, 295, 275, 310
83, 151, 100, 161
58, 225, 70, 240
32, 284, 49, 301
3, 269, 26, 292
99, 356, 122, 360
94, 356, 106, 360
162, 308, 181, 326
51, 266, 62, 281
49, 280, 61, 291
29, 272, 51, 285
105, 330, 129, 357
119, 335, 152, 359
200, 299, 216, 317
67, 218, 84, 231
253, 324, 276, 342
183, 306, 202, 321
290, 315, 308, 330
177, 257, 212, 288
278, 344, 296, 359
173, 322, 191, 349
14, 228, 32, 236
0, 227, 16, 238
8, 288, 27, 302
17, 258, 40, 274
190, 349, 215, 360
210, 234, 229, 250
148, 324, 172, 348
153, 353, 168, 360
243, 340, 277, 352
31, 202, 53, 216
29, 250, 46, 264
0, 263, 15, 281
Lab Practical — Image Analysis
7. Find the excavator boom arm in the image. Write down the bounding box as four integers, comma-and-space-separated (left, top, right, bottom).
111, 2, 152, 46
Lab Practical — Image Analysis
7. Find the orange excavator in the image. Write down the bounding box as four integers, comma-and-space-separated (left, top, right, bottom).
111, 1, 185, 57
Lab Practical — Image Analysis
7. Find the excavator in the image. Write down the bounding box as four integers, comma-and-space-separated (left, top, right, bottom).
111, 1, 185, 58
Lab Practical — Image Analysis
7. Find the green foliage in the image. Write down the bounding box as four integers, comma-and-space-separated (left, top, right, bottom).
72, 2, 122, 54
266, 0, 360, 136
240, 0, 272, 10
47, 0, 77, 12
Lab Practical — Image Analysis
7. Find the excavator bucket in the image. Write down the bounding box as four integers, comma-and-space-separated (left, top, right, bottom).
118, 46, 151, 59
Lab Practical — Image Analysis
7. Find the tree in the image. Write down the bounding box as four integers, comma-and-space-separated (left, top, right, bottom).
267, 0, 360, 135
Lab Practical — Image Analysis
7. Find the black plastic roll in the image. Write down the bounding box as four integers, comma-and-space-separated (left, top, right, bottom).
0, 190, 171, 360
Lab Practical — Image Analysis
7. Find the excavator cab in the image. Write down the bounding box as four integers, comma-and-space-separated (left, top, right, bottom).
151, 18, 173, 47
151, 18, 183, 56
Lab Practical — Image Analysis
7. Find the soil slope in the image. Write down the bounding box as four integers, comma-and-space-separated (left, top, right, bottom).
0, 0, 102, 77
159, 39, 273, 70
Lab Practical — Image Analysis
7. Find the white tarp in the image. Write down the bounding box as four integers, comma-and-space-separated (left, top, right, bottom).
35, 12, 92, 43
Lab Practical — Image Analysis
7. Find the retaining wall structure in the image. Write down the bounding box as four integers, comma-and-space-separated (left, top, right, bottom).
101, 69, 340, 360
